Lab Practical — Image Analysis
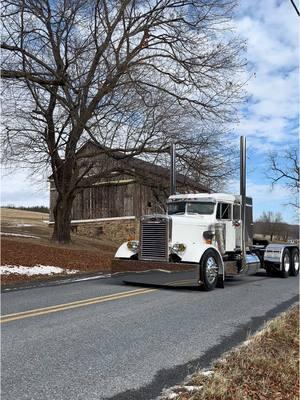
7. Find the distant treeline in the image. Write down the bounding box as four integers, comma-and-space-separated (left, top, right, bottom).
2, 205, 49, 214
254, 221, 299, 241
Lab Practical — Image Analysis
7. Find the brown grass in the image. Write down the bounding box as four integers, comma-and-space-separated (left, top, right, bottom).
1, 207, 49, 225
170, 306, 299, 400
1, 208, 119, 285
1, 208, 117, 249
1, 238, 114, 285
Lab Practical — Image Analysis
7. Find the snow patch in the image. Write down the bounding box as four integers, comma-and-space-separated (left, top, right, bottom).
165, 393, 177, 400
184, 385, 203, 392
0, 265, 79, 276
158, 384, 203, 399
201, 370, 214, 376
0, 232, 40, 239
159, 388, 178, 399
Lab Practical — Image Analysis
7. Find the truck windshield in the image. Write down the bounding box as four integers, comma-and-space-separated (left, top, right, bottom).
167, 202, 186, 215
167, 201, 215, 215
186, 202, 215, 215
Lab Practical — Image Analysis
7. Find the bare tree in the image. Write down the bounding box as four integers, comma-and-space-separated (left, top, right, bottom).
1, 0, 245, 242
267, 148, 299, 209
256, 211, 284, 242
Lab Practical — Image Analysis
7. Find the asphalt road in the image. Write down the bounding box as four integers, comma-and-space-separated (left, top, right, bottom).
1, 272, 299, 400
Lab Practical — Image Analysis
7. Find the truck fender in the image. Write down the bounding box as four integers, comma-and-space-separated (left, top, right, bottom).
115, 242, 136, 259
264, 243, 299, 271
198, 247, 225, 282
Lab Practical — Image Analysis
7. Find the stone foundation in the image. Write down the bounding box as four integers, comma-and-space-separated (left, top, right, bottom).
70, 217, 140, 245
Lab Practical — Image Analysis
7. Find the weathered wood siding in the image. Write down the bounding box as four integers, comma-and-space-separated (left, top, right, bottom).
71, 182, 136, 220
49, 179, 169, 222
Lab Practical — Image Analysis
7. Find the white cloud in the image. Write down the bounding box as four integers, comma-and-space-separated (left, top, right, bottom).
0, 170, 49, 207
234, 0, 299, 153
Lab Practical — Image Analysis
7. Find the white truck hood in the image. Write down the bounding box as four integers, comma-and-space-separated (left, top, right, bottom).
170, 215, 212, 246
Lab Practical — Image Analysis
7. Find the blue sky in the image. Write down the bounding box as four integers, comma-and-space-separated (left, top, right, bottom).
1, 0, 299, 223
228, 0, 299, 223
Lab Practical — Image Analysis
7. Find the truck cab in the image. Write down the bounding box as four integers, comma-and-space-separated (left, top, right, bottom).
114, 192, 258, 290
116, 193, 252, 260
166, 193, 244, 256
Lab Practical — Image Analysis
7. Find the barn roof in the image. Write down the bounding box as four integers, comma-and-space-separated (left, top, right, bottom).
50, 141, 210, 193
126, 155, 209, 192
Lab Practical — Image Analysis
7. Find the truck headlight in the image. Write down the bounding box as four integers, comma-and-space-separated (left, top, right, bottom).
171, 243, 186, 253
203, 231, 214, 244
127, 240, 139, 252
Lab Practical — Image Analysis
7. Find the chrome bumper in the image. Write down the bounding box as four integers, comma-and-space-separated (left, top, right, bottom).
112, 259, 200, 287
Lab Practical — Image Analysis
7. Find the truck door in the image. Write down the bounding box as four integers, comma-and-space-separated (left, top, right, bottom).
216, 203, 235, 252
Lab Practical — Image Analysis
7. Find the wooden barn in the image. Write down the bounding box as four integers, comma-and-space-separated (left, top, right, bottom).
49, 142, 210, 243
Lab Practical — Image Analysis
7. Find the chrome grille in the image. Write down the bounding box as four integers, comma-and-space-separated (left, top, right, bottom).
140, 216, 169, 261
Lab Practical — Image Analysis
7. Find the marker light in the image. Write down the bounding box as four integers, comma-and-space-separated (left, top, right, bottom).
172, 243, 186, 253
127, 240, 139, 252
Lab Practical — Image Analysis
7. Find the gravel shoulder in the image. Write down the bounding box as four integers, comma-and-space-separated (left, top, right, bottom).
159, 305, 299, 400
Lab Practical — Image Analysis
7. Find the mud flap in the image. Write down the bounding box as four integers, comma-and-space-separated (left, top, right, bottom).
216, 275, 225, 288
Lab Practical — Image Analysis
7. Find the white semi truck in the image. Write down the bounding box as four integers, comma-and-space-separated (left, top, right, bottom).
114, 137, 299, 290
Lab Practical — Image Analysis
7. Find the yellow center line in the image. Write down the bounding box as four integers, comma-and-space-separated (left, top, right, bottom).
2, 288, 151, 318
1, 288, 156, 324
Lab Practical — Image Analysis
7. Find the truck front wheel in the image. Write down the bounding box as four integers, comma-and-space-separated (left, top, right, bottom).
199, 250, 220, 291
290, 248, 299, 276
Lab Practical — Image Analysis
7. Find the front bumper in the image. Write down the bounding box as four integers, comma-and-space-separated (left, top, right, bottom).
112, 259, 200, 287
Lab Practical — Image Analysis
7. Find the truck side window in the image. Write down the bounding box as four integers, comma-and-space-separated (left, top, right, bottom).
216, 203, 232, 220
233, 204, 240, 220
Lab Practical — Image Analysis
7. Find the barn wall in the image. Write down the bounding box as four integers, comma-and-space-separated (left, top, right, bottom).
71, 182, 136, 220
49, 178, 205, 223
133, 183, 167, 216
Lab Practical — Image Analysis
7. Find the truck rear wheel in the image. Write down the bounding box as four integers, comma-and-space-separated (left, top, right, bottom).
199, 250, 219, 291
280, 249, 291, 278
290, 248, 299, 276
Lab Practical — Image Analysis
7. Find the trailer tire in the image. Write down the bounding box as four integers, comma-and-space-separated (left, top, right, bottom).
199, 250, 219, 291
280, 249, 291, 278
290, 248, 299, 276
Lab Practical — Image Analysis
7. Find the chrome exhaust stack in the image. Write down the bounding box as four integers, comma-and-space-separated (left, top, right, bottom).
170, 142, 176, 195
240, 136, 247, 266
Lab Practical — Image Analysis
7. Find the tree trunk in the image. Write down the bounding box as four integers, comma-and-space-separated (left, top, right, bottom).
52, 194, 75, 243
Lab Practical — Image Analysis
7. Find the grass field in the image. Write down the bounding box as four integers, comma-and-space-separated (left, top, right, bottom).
0, 207, 117, 251
1, 207, 49, 223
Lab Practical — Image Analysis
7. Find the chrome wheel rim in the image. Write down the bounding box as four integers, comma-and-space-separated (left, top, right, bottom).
206, 256, 218, 284
283, 253, 290, 272
293, 253, 299, 272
